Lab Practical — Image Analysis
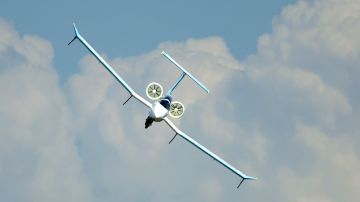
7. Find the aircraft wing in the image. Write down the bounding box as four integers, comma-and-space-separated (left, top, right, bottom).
163, 117, 256, 187
68, 23, 152, 108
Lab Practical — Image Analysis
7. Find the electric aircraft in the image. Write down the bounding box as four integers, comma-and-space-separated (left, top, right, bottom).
68, 23, 256, 188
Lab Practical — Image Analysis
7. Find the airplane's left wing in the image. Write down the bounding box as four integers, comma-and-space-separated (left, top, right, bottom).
68, 23, 151, 108
163, 117, 256, 188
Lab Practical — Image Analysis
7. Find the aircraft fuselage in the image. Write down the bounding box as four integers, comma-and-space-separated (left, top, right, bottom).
145, 95, 172, 128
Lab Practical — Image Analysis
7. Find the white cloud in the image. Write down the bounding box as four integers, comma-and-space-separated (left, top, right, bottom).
249, 63, 351, 125
238, 0, 360, 201
296, 124, 360, 200
258, 0, 360, 62
0, 18, 92, 202
198, 177, 223, 201
1, 0, 360, 201
0, 19, 18, 53
275, 124, 360, 202
66, 34, 255, 187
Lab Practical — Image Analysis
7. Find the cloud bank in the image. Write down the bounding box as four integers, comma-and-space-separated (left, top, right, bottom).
1, 0, 359, 201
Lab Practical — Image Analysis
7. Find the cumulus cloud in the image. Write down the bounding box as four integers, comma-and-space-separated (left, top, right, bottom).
296, 124, 360, 196
65, 33, 255, 201
272, 124, 360, 202
1, 0, 360, 201
237, 0, 360, 201
0, 16, 253, 202
249, 63, 351, 125
0, 18, 92, 202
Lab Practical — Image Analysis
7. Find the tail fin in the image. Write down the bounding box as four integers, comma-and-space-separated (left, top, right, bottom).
161, 51, 210, 94
68, 23, 80, 45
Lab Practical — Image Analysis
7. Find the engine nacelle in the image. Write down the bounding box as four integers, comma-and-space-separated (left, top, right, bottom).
146, 82, 163, 100
169, 101, 185, 118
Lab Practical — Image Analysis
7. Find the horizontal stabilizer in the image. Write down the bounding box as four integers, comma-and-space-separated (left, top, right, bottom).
161, 51, 209, 94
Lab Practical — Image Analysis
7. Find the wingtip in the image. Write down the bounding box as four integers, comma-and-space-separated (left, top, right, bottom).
201, 86, 210, 94
73, 22, 80, 37
245, 176, 257, 180
68, 22, 80, 46
237, 175, 257, 188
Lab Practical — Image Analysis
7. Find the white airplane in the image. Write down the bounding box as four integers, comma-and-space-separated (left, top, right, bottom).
68, 23, 256, 188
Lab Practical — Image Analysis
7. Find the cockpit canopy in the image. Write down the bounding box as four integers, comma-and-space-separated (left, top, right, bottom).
159, 95, 172, 110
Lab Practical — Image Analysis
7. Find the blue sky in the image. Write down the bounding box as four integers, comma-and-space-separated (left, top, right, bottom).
1, 0, 294, 80
1, 0, 360, 202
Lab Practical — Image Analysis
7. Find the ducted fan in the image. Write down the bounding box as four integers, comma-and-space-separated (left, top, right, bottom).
169, 101, 185, 118
146, 82, 163, 100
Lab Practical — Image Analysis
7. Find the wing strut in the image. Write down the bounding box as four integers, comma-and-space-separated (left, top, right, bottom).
168, 133, 178, 144
163, 117, 256, 188
68, 36, 77, 45
237, 178, 245, 188
123, 95, 133, 105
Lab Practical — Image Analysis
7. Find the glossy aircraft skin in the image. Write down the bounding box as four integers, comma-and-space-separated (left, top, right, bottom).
69, 23, 256, 188
146, 97, 169, 127
149, 100, 169, 121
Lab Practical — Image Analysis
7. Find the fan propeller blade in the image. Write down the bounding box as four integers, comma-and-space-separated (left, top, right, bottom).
169, 101, 185, 118
146, 82, 163, 100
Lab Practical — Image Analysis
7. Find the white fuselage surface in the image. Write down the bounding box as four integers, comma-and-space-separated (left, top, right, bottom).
149, 101, 168, 122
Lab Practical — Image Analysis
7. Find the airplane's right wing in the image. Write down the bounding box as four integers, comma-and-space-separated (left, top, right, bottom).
163, 117, 256, 188
68, 23, 152, 108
